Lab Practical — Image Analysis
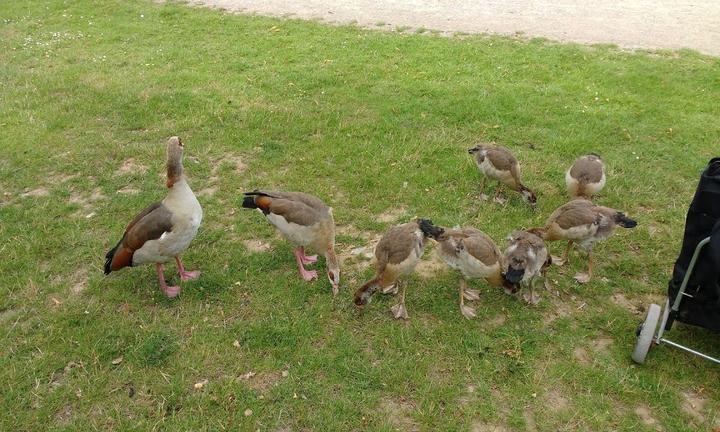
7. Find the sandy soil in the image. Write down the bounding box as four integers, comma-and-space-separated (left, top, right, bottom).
190, 0, 719, 55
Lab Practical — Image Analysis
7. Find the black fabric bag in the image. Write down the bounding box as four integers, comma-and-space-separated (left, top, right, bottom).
667, 158, 720, 331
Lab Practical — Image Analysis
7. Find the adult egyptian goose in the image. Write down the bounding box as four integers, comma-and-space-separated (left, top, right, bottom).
437, 227, 510, 318
468, 143, 537, 207
532, 199, 637, 283
502, 230, 551, 305
104, 137, 203, 298
566, 154, 606, 199
242, 191, 340, 296
354, 219, 444, 319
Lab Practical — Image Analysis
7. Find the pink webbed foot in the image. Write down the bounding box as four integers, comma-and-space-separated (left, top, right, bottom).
301, 254, 318, 265
300, 268, 318, 282
180, 270, 201, 281
164, 285, 181, 298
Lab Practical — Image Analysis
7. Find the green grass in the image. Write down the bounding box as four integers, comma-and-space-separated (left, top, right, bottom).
2, 0, 720, 430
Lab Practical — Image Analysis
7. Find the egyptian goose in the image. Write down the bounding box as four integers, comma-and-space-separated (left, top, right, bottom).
354, 219, 444, 319
242, 191, 340, 295
437, 227, 510, 318
502, 230, 551, 305
566, 154, 606, 199
104, 137, 203, 298
468, 143, 537, 207
532, 199, 637, 283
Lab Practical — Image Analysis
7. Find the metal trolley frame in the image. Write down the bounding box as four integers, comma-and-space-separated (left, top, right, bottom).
632, 237, 720, 365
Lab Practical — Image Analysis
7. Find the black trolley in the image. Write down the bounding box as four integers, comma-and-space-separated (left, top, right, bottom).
633, 158, 720, 365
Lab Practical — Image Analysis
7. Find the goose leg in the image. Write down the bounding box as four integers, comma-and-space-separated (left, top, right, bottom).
479, 177, 488, 200
493, 185, 507, 204
156, 263, 180, 298
459, 279, 477, 319
553, 241, 573, 266
175, 256, 200, 281
523, 277, 541, 305
381, 283, 398, 295
299, 246, 318, 265
390, 281, 409, 320
574, 250, 593, 284
293, 247, 318, 281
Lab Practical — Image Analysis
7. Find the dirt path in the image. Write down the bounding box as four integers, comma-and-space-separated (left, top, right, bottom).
191, 0, 719, 55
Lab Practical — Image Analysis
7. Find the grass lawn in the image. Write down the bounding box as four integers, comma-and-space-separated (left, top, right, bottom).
2, 0, 720, 430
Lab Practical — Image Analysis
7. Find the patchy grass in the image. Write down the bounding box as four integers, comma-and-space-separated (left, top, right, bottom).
1, 0, 720, 430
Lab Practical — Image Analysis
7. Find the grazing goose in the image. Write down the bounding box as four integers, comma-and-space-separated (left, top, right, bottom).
104, 137, 203, 298
502, 230, 551, 305
532, 199, 637, 283
468, 143, 537, 207
437, 227, 509, 318
566, 154, 606, 199
354, 219, 444, 320
242, 191, 340, 296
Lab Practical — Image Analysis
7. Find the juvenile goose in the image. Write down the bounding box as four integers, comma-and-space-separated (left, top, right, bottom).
104, 137, 203, 298
242, 191, 340, 296
532, 199, 637, 283
468, 143, 537, 207
437, 227, 508, 318
354, 219, 444, 319
566, 154, 606, 199
502, 230, 551, 305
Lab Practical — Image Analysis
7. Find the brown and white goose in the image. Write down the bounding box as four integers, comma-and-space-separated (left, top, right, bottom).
104, 137, 203, 298
502, 230, 551, 305
437, 227, 509, 318
468, 143, 537, 207
532, 199, 637, 283
566, 154, 606, 199
242, 191, 340, 296
354, 219, 444, 320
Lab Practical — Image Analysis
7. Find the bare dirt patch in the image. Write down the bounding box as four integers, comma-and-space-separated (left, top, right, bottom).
242, 239, 272, 253
610, 293, 642, 315
546, 389, 570, 411
210, 154, 248, 178
197, 186, 218, 197
681, 390, 707, 423
0, 308, 20, 324
471, 422, 509, 432
69, 188, 107, 217
523, 407, 537, 432
458, 383, 477, 406
20, 187, 50, 198
485, 313, 506, 328
49, 172, 80, 184
55, 405, 73, 425
572, 346, 590, 365
381, 396, 418, 432
50, 361, 83, 389
542, 299, 575, 326
335, 225, 383, 270
71, 268, 88, 295
116, 186, 140, 195
634, 405, 664, 431
337, 245, 374, 272
116, 158, 148, 175
240, 370, 284, 391
415, 250, 447, 279
377, 206, 408, 223
590, 336, 613, 354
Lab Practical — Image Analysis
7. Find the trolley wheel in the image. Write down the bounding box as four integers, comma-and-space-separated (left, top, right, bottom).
632, 303, 661, 364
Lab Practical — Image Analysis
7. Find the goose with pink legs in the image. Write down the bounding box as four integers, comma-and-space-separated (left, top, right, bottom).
104, 137, 203, 298
242, 191, 340, 296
